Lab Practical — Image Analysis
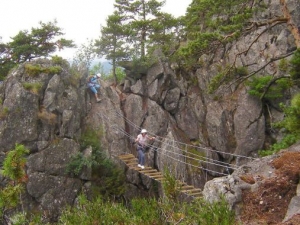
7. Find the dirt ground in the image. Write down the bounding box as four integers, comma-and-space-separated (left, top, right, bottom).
239, 151, 300, 225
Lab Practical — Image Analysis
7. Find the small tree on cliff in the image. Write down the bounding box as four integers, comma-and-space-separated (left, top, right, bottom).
113, 0, 179, 60
0, 144, 29, 224
176, 0, 256, 70
95, 11, 130, 84
0, 20, 75, 80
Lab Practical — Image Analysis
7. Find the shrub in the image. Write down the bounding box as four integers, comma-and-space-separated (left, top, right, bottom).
58, 195, 137, 224
246, 75, 291, 100
290, 48, 300, 80
51, 55, 69, 67
106, 67, 126, 83
22, 82, 42, 94
0, 106, 9, 120
37, 107, 57, 125
0, 144, 29, 222
259, 93, 300, 156
25, 64, 62, 77
67, 127, 126, 198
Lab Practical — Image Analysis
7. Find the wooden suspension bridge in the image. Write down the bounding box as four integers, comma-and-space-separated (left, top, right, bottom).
118, 154, 202, 198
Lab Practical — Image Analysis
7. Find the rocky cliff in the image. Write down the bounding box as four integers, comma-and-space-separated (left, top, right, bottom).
0, 0, 300, 223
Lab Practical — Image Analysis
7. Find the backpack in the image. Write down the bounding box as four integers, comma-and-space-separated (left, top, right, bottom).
86, 75, 94, 87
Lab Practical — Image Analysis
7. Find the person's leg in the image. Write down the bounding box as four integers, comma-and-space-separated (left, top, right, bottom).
90, 86, 101, 101
138, 150, 142, 165
140, 150, 145, 168
95, 84, 101, 100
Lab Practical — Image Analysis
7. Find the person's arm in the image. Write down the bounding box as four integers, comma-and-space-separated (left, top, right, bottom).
147, 135, 155, 141
135, 135, 140, 143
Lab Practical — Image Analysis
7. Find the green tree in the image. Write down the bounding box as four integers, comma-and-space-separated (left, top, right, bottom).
0, 20, 74, 80
90, 62, 106, 77
176, 0, 255, 69
0, 144, 29, 224
114, 0, 177, 59
95, 11, 130, 84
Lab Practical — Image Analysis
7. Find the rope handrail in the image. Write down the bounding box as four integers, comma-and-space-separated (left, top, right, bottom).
102, 108, 256, 161
101, 115, 238, 173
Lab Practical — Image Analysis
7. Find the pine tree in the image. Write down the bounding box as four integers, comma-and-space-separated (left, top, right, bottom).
95, 11, 130, 84
0, 20, 74, 80
176, 0, 255, 68
114, 0, 177, 60
0, 144, 29, 223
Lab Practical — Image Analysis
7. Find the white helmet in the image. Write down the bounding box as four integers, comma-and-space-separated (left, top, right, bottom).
96, 73, 101, 78
141, 129, 147, 134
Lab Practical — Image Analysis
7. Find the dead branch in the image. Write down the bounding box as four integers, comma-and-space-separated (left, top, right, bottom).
246, 17, 288, 31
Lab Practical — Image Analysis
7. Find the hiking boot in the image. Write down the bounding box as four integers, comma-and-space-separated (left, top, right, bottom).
96, 98, 102, 102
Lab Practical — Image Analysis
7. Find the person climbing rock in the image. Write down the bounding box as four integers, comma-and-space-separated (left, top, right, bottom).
135, 129, 155, 169
87, 73, 102, 102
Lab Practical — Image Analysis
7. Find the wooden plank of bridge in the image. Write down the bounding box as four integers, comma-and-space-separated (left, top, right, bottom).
142, 169, 158, 173
143, 172, 162, 176
118, 154, 202, 198
118, 154, 135, 159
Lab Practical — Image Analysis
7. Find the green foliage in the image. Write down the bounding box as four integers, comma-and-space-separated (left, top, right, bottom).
66, 152, 99, 176
259, 93, 300, 156
0, 144, 29, 221
246, 75, 291, 100
130, 198, 161, 224
186, 147, 206, 170
208, 72, 225, 94
208, 65, 241, 94
67, 128, 102, 176
56, 192, 234, 225
97, 0, 180, 81
176, 0, 257, 68
79, 127, 102, 151
114, 0, 177, 59
290, 48, 300, 80
58, 195, 137, 224
68, 127, 126, 198
95, 10, 131, 84
22, 82, 42, 94
51, 55, 69, 67
0, 20, 74, 78
89, 62, 106, 77
108, 67, 125, 83
184, 196, 235, 225
2, 144, 29, 181
278, 94, 300, 134
24, 64, 62, 77
234, 66, 248, 77
0, 106, 9, 120
278, 58, 289, 72
259, 133, 299, 157
159, 169, 235, 224
0, 184, 24, 212
9, 212, 27, 225
162, 168, 182, 201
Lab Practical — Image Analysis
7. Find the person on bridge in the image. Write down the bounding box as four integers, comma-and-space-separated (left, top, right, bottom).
135, 129, 155, 169
87, 73, 102, 102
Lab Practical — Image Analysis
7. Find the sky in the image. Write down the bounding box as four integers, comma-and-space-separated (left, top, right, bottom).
0, 0, 192, 59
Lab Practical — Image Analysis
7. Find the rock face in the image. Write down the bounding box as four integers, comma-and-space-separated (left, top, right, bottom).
0, 0, 300, 222
0, 59, 89, 221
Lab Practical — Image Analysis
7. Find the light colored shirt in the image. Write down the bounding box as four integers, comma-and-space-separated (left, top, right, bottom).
136, 134, 149, 146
